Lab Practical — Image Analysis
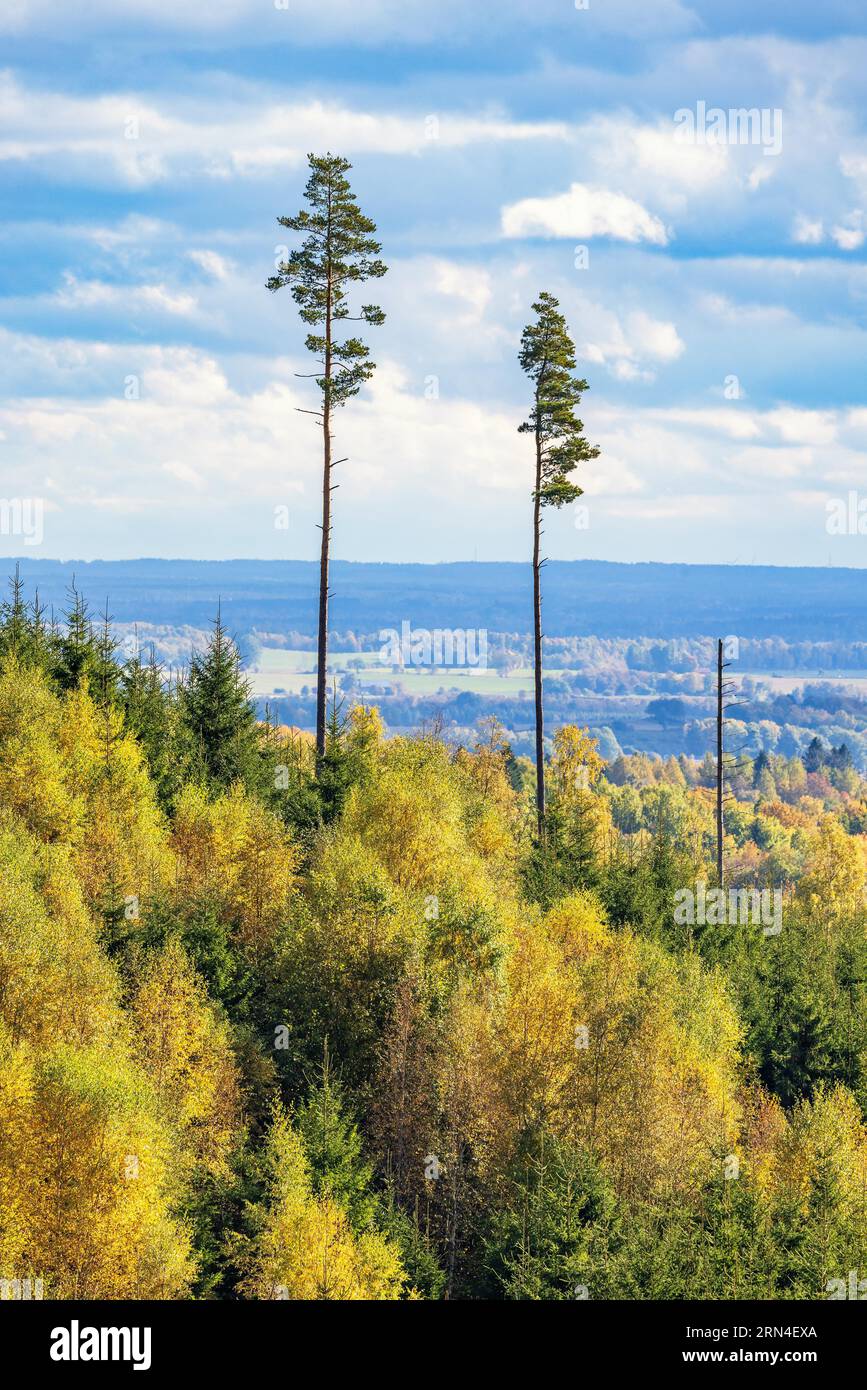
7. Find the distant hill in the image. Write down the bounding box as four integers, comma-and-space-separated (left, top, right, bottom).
6, 557, 866, 643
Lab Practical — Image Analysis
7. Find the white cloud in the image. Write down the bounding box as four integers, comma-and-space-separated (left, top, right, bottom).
765, 406, 838, 447
580, 306, 684, 381
698, 292, 796, 329
84, 215, 176, 250
577, 115, 730, 210
0, 338, 532, 519
725, 444, 815, 480
830, 213, 865, 250
162, 459, 206, 488
745, 163, 775, 192
0, 72, 568, 187
792, 213, 824, 245
2, 328, 865, 562
430, 260, 493, 318
647, 404, 839, 453
604, 494, 736, 522
841, 151, 867, 193
53, 274, 199, 319
188, 250, 232, 282
649, 408, 762, 441
501, 182, 668, 245
626, 311, 684, 363
141, 351, 231, 407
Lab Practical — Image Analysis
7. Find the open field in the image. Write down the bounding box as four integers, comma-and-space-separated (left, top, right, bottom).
247, 647, 542, 697
250, 651, 867, 703
733, 670, 867, 694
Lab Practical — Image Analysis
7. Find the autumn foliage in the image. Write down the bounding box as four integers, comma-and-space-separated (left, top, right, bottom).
2, 588, 867, 1300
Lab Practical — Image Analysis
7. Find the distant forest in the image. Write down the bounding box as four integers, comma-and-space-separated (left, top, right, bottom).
10, 558, 867, 644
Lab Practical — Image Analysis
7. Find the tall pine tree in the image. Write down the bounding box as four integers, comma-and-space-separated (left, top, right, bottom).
267, 153, 386, 763
519, 293, 599, 838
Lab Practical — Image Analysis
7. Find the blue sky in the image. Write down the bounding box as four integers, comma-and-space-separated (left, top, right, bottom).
1, 0, 867, 565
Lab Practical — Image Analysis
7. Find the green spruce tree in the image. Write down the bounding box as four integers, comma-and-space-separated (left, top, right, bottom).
53, 580, 102, 692
122, 640, 185, 809
0, 565, 50, 669
183, 607, 263, 792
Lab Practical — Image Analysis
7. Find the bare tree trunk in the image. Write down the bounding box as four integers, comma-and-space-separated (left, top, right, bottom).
316, 400, 331, 761
533, 425, 545, 840
316, 205, 333, 763
716, 637, 723, 888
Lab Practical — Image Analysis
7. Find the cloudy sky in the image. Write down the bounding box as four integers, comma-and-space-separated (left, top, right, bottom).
2, 0, 867, 565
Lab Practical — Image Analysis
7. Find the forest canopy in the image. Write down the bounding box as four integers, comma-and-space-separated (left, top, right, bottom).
2, 575, 867, 1301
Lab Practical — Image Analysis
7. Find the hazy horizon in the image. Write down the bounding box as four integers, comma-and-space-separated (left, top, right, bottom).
3, 554, 867, 571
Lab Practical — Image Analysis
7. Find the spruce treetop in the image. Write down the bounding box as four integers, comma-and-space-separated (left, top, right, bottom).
183, 607, 261, 791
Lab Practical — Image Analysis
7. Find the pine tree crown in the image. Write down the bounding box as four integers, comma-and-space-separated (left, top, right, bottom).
266, 152, 387, 409
519, 291, 600, 508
